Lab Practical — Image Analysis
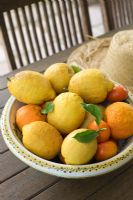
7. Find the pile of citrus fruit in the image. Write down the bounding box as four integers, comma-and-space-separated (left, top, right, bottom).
7, 63, 133, 165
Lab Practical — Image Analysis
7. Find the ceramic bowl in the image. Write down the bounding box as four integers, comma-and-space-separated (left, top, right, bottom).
1, 95, 133, 179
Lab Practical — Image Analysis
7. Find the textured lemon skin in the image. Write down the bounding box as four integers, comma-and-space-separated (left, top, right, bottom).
47, 92, 85, 135
61, 129, 97, 165
69, 69, 114, 104
22, 121, 63, 160
44, 63, 74, 93
8, 71, 56, 104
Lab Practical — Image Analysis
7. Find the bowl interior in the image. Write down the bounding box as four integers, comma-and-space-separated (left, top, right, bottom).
9, 99, 133, 163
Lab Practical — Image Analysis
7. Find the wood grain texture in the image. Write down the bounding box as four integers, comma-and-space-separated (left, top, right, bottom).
42, 1, 56, 54
0, 0, 91, 70
61, 0, 73, 46
0, 134, 8, 154
0, 108, 8, 153
35, 3, 49, 57
32, 161, 133, 200
0, 89, 10, 108
21, 6, 36, 61
85, 164, 133, 200
14, 9, 30, 64
6, 11, 23, 67
100, 0, 133, 31
28, 4, 42, 59
0, 151, 28, 183
0, 12, 17, 70
0, 168, 59, 200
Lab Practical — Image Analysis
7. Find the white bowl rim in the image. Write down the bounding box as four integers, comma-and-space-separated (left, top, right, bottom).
1, 95, 133, 178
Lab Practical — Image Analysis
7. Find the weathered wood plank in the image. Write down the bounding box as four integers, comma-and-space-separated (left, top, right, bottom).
0, 46, 79, 90
0, 108, 8, 153
0, 151, 28, 183
0, 134, 8, 153
32, 160, 133, 200
0, 89, 10, 108
0, 168, 59, 200
86, 164, 133, 200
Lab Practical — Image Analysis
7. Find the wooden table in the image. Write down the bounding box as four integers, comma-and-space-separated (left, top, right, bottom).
0, 27, 133, 200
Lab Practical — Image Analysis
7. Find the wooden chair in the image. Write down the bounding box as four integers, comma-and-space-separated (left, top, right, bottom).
0, 0, 92, 70
100, 0, 133, 31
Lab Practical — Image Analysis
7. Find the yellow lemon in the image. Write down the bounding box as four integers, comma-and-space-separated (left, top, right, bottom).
61, 129, 97, 165
47, 92, 85, 135
44, 63, 74, 93
8, 71, 56, 104
69, 69, 114, 103
22, 121, 63, 160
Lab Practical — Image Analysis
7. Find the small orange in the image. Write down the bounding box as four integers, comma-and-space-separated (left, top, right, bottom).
88, 120, 111, 143
105, 102, 133, 139
107, 85, 128, 102
16, 104, 46, 131
95, 140, 118, 161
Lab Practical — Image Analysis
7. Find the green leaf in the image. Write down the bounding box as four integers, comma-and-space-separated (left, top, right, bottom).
81, 103, 102, 125
41, 102, 54, 114
7, 77, 11, 81
73, 128, 106, 143
73, 129, 99, 143
71, 65, 81, 73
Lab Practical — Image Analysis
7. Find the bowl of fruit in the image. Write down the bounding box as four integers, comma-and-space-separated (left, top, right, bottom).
1, 63, 133, 178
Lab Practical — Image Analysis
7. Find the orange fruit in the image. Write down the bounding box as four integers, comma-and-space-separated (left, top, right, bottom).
105, 102, 133, 139
16, 104, 46, 131
95, 140, 118, 161
88, 120, 111, 143
107, 85, 128, 102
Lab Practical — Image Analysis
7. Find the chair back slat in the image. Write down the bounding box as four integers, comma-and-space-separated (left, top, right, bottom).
42, 1, 56, 54
0, 0, 92, 70
6, 11, 24, 67
72, 0, 84, 43
126, 0, 133, 24
54, 0, 67, 49
14, 9, 30, 64
0, 13, 17, 69
35, 3, 49, 56
21, 7, 36, 61
61, 0, 73, 47
80, 0, 92, 38
100, 0, 133, 31
48, 0, 62, 52
118, 0, 126, 27
67, 0, 78, 45
112, 0, 120, 28
28, 5, 43, 59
